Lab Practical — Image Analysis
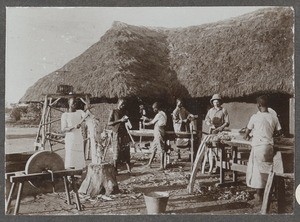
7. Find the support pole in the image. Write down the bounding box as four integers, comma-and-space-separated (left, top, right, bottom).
5, 182, 16, 213
63, 176, 71, 205
14, 182, 24, 215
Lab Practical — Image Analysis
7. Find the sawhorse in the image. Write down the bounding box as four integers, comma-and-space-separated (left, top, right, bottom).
261, 172, 294, 214
5, 169, 83, 215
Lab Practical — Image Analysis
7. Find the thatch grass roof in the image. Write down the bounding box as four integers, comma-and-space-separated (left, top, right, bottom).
20, 7, 293, 103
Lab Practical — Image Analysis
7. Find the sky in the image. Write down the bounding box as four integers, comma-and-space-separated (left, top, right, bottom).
5, 6, 268, 106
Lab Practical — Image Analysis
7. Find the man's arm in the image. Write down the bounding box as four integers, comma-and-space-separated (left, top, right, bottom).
107, 110, 127, 126
243, 128, 252, 140
243, 115, 254, 140
172, 108, 181, 123
205, 109, 212, 126
144, 114, 158, 126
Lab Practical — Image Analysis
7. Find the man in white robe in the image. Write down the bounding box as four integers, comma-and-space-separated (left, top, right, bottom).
244, 95, 282, 203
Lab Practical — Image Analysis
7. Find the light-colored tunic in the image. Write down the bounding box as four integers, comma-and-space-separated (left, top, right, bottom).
246, 111, 281, 188
61, 110, 86, 169
150, 111, 167, 153
172, 107, 190, 132
205, 107, 230, 130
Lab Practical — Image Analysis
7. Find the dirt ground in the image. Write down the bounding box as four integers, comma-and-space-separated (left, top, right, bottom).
5, 127, 294, 215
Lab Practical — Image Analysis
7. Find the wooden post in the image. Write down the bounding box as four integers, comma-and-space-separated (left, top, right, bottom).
63, 176, 71, 205
289, 97, 295, 135
232, 146, 237, 183
219, 145, 224, 184
190, 126, 194, 170
276, 176, 286, 213
5, 182, 16, 213
14, 182, 24, 215
41, 95, 49, 150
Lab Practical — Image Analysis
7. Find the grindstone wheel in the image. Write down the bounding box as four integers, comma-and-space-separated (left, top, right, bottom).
25, 151, 65, 189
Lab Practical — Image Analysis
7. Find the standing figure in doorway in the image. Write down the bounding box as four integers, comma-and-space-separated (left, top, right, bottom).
172, 98, 192, 133
61, 97, 87, 170
108, 98, 131, 173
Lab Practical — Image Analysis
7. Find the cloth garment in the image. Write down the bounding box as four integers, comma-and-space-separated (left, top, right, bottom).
150, 111, 167, 153
108, 109, 131, 163
205, 107, 230, 129
246, 111, 281, 189
61, 110, 86, 169
172, 107, 190, 132
247, 111, 281, 146
246, 144, 273, 189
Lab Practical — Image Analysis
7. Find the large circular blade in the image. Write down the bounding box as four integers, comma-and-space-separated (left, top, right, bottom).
25, 151, 65, 189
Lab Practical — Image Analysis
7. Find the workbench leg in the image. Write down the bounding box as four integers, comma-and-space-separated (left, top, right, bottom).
6, 182, 16, 213
261, 172, 275, 214
276, 176, 286, 213
219, 148, 224, 184
71, 176, 82, 211
63, 176, 71, 205
232, 147, 237, 183
14, 182, 24, 215
190, 140, 194, 170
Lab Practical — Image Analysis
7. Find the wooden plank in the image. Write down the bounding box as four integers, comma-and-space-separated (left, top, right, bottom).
261, 172, 275, 214
187, 135, 212, 194
231, 163, 247, 173
10, 169, 83, 183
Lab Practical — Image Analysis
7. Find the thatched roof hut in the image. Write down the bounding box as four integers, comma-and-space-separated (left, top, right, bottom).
20, 7, 293, 103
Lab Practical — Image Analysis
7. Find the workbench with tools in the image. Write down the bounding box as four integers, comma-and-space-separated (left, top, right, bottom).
187, 132, 294, 214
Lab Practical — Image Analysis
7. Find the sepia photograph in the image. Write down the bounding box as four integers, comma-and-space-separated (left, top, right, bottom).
4, 6, 295, 216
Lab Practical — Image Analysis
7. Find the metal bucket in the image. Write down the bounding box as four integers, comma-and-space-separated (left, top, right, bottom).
144, 191, 169, 214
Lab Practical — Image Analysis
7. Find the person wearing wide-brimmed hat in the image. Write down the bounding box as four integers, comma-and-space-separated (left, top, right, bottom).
205, 94, 230, 133
201, 94, 230, 174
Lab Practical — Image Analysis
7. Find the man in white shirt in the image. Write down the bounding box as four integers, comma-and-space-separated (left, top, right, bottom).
244, 95, 282, 203
143, 102, 167, 170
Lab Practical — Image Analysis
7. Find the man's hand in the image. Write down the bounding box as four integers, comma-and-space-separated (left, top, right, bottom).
212, 129, 219, 134
121, 116, 129, 122
243, 134, 251, 141
216, 126, 224, 132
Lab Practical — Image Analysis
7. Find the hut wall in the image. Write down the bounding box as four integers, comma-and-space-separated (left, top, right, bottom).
222, 102, 258, 130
